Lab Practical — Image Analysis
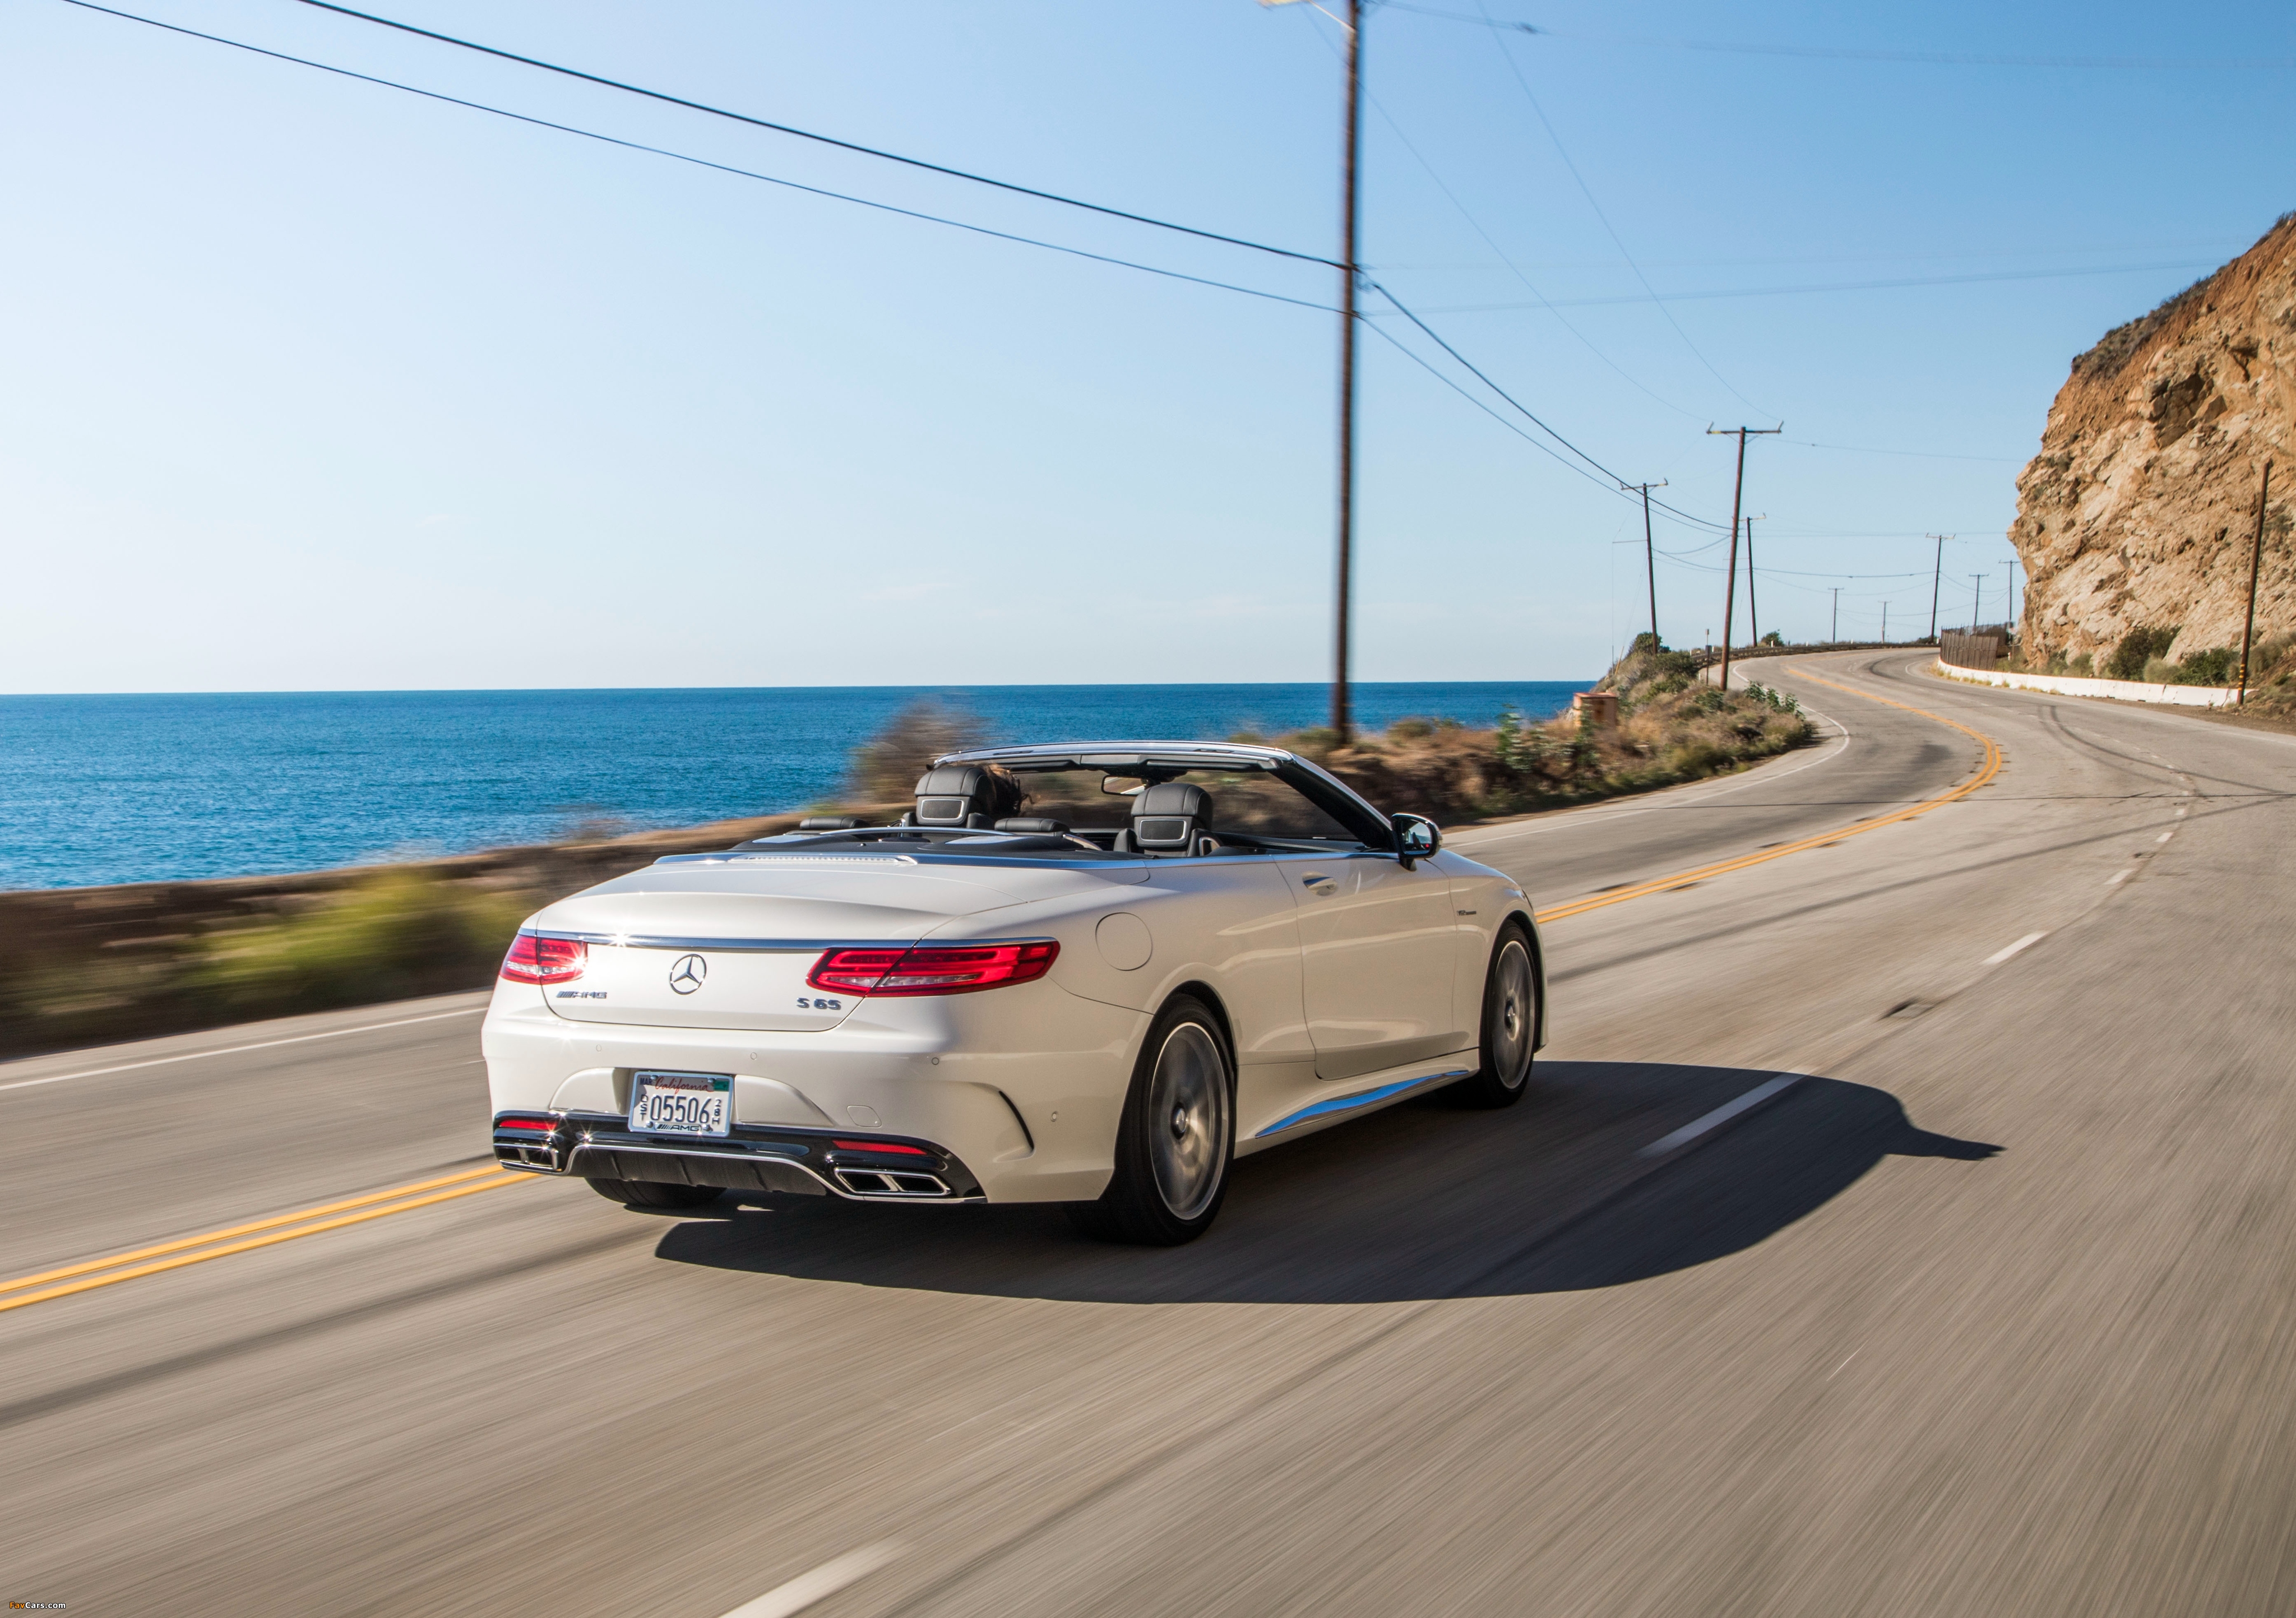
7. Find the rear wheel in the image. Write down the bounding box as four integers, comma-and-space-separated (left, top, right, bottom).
586, 1176, 721, 1211
1072, 994, 1233, 1245
1454, 926, 1538, 1108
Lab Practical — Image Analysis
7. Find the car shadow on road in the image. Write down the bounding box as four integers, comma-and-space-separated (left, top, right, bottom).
653, 1060, 1998, 1305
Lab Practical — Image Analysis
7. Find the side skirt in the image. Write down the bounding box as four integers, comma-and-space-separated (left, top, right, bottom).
1237, 1051, 1479, 1154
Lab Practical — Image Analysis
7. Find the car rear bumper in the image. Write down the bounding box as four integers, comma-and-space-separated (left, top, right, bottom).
482, 979, 1143, 1203
495, 1112, 986, 1202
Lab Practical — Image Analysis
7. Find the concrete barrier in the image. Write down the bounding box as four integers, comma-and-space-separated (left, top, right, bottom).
1933, 658, 2240, 709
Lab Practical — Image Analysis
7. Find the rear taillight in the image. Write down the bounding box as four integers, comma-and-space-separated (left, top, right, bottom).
494, 1114, 558, 1133
807, 940, 1058, 996
501, 933, 586, 984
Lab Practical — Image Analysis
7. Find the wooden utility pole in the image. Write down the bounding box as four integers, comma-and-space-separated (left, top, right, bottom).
1707, 425, 1779, 689
1627, 480, 1667, 647
1831, 586, 1840, 642
1973, 574, 1984, 634
1330, 0, 1363, 739
2239, 460, 2274, 703
1927, 534, 1949, 641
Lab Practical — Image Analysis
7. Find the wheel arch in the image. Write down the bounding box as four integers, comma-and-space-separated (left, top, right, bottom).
1161, 979, 1239, 1075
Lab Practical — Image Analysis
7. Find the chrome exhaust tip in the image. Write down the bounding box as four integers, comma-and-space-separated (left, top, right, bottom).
834, 1167, 952, 1198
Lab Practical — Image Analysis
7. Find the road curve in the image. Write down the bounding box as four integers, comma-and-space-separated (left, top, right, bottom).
4, 650, 2294, 1617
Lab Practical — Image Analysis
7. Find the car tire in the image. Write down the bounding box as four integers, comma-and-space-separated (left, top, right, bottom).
1453, 925, 1538, 1109
587, 1176, 721, 1211
1071, 994, 1234, 1245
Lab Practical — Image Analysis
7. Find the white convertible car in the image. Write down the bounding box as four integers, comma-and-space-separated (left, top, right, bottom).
484, 741, 1544, 1243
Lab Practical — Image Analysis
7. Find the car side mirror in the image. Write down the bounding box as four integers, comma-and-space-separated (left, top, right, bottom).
1392, 813, 1441, 866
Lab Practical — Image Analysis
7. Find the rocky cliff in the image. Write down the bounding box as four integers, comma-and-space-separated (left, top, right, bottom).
2011, 216, 2296, 672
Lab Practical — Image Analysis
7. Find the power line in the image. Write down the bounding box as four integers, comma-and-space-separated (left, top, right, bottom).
1784, 439, 2020, 463
290, 0, 1338, 267
1285, 0, 1702, 420
1358, 318, 1652, 499
1360, 318, 1742, 543
1387, 258, 2220, 311
1366, 280, 1729, 531
1351, 73, 1705, 420
1475, 0, 1772, 419
54, 0, 1336, 313
1381, 5, 2296, 71
75, 0, 1752, 554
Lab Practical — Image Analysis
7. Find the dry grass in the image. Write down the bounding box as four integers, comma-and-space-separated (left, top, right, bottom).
1275, 637, 1813, 824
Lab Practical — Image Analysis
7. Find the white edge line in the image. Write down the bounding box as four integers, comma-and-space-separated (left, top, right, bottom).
1982, 931, 2048, 967
719, 1544, 900, 1618
1637, 1072, 1806, 1158
2107, 868, 2133, 887
0, 1006, 487, 1093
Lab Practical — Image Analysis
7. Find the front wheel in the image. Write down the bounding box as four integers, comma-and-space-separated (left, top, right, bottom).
1453, 926, 1538, 1108
587, 1176, 721, 1211
1071, 994, 1234, 1245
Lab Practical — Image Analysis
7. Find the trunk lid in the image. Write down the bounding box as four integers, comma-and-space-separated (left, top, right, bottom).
528, 852, 1140, 1031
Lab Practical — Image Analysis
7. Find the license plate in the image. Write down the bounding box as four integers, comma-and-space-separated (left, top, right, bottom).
628, 1071, 732, 1137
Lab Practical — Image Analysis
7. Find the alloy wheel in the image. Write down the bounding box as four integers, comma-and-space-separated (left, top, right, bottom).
1146, 1022, 1229, 1218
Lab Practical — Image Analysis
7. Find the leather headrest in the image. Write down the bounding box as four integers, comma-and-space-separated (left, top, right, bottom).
1131, 782, 1211, 854
913, 765, 1015, 828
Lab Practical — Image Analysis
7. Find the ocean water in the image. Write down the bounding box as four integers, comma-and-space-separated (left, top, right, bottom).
0, 681, 1587, 891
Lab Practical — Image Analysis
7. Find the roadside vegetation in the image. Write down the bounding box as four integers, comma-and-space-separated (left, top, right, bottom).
1231, 634, 1813, 824
2008, 623, 2261, 687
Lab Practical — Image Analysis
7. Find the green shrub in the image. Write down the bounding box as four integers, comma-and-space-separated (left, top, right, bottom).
1493, 704, 1553, 773
2169, 646, 2237, 685
2107, 624, 2179, 680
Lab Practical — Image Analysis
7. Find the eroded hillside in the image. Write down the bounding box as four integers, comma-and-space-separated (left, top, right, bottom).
2012, 216, 2295, 671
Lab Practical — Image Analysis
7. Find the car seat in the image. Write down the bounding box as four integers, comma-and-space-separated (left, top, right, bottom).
910, 766, 1021, 829
1122, 782, 1218, 856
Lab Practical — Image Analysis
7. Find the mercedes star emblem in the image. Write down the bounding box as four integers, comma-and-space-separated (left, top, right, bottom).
668, 953, 707, 994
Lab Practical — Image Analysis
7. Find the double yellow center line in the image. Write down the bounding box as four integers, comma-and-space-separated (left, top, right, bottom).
0, 1164, 528, 1315
1535, 665, 2005, 925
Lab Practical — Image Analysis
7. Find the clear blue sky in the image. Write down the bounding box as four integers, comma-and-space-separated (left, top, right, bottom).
3, 0, 2289, 692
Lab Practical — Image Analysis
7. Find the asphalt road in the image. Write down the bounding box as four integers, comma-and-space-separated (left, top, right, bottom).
6, 650, 2294, 1617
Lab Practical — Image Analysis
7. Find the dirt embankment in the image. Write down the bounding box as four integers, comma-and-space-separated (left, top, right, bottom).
2011, 215, 2296, 694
